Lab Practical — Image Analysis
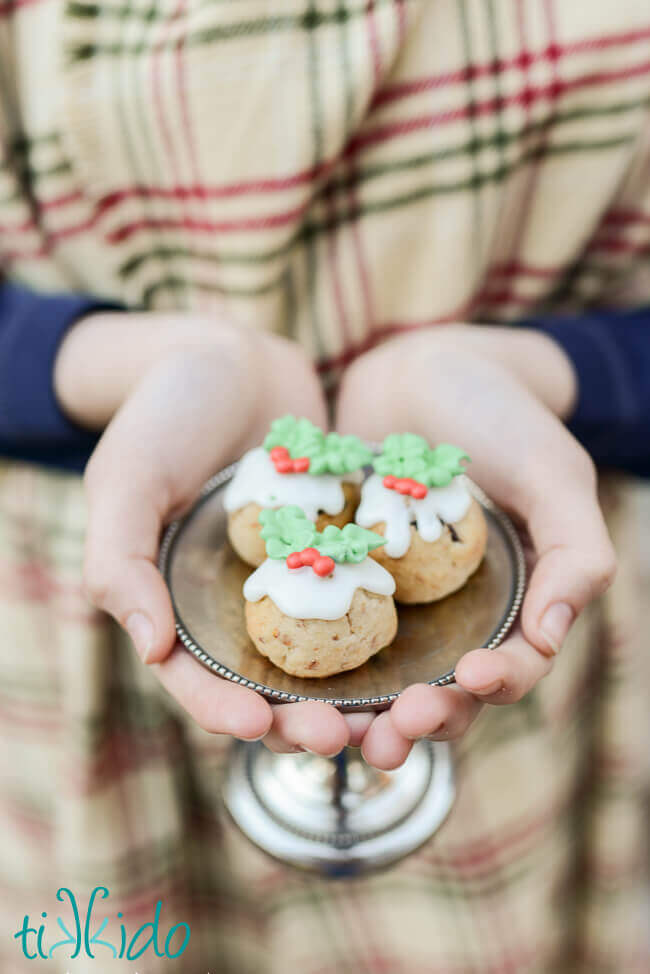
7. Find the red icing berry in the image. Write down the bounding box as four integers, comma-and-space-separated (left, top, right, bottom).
292, 456, 310, 473
383, 473, 428, 498
395, 478, 412, 494
313, 556, 335, 577
287, 552, 303, 569
300, 547, 319, 566
275, 458, 293, 473
270, 446, 289, 462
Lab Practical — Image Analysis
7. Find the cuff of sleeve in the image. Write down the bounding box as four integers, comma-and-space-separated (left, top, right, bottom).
0, 287, 124, 446
520, 312, 635, 432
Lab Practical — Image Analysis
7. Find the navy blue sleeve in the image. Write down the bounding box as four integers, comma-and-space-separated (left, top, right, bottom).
523, 305, 650, 477
0, 280, 124, 472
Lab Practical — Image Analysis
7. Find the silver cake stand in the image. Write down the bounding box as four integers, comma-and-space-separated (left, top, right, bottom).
158, 464, 525, 876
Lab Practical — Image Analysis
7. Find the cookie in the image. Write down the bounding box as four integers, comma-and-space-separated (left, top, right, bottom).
368, 496, 488, 603
223, 415, 372, 567
242, 508, 397, 677
245, 588, 397, 678
355, 434, 486, 603
227, 482, 360, 568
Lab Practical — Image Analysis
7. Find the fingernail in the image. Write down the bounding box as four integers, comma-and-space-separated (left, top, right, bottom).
304, 747, 340, 758
539, 602, 574, 655
424, 728, 449, 741
406, 724, 445, 741
469, 678, 503, 696
126, 612, 154, 662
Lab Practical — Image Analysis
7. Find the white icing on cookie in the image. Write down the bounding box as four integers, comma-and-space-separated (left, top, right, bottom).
223, 447, 361, 521
355, 473, 472, 558
244, 556, 396, 620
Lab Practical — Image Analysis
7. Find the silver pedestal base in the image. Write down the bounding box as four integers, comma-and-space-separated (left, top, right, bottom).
223, 741, 455, 876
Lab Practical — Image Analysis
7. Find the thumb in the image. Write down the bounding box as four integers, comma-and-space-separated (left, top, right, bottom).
82, 477, 177, 663
521, 473, 617, 656
80, 343, 259, 664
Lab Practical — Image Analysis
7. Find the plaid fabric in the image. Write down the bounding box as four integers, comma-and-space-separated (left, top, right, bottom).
1, 0, 650, 382
0, 463, 647, 974
0, 1, 649, 971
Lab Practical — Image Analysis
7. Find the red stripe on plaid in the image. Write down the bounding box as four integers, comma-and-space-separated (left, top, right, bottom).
4, 53, 648, 261
101, 164, 330, 200
479, 286, 546, 307
65, 726, 183, 796
349, 57, 650, 156
394, 0, 406, 44
591, 236, 650, 255
151, 1, 187, 195
366, 0, 382, 86
0, 560, 84, 598
344, 157, 376, 343
105, 203, 309, 243
324, 189, 352, 347
372, 24, 650, 108
0, 0, 43, 16
176, 3, 204, 193
0, 796, 54, 838
0, 190, 85, 235
603, 207, 650, 227
488, 260, 558, 279
315, 253, 573, 374
1, 196, 309, 257
422, 800, 569, 877
0, 561, 98, 623
495, 0, 555, 300
0, 702, 62, 731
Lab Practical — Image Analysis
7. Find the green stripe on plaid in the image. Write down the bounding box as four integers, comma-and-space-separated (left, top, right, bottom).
303, 0, 327, 357
118, 0, 179, 301
16, 98, 650, 202
116, 130, 639, 289
485, 0, 508, 175
2, 96, 645, 218
2, 1, 650, 966
282, 263, 299, 341
456, 0, 485, 284
3, 131, 61, 152
65, 0, 404, 61
140, 269, 287, 304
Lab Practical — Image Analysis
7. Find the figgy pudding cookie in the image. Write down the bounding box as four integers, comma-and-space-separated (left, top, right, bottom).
243, 506, 397, 678
355, 434, 488, 604
223, 415, 372, 567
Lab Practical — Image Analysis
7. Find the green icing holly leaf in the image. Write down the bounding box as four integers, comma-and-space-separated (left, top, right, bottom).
419, 443, 470, 487
263, 415, 324, 459
309, 433, 373, 475
264, 415, 371, 474
373, 434, 470, 486
373, 432, 430, 479
258, 506, 317, 559
314, 523, 386, 563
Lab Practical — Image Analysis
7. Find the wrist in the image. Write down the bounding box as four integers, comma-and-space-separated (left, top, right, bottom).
487, 327, 578, 420
54, 310, 256, 431
411, 323, 578, 420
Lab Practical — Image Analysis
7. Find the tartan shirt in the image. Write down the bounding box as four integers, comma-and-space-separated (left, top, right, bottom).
1, 1, 650, 370
1, 0, 650, 473
0, 5, 649, 973
2, 282, 650, 473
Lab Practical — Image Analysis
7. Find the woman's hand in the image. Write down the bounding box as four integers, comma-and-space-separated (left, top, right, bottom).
55, 311, 349, 755
336, 324, 617, 770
